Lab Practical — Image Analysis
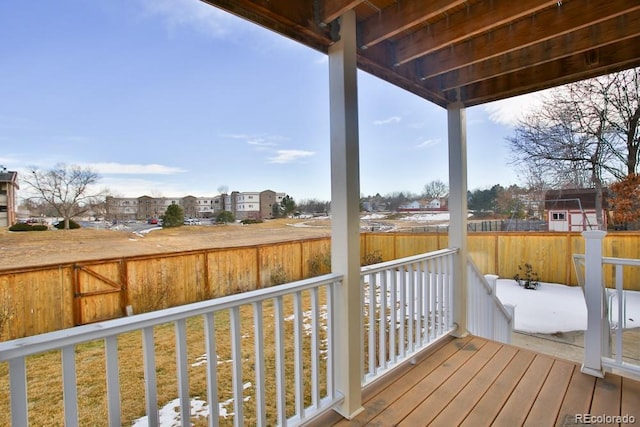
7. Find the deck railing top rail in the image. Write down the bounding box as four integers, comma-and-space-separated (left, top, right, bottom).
574, 253, 640, 267
360, 248, 458, 275
1, 272, 344, 426
575, 233, 640, 380
0, 273, 342, 361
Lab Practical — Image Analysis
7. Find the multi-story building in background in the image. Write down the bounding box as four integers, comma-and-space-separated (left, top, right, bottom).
105, 190, 286, 222
0, 166, 19, 227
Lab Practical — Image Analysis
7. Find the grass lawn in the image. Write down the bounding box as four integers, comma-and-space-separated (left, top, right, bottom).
0, 288, 331, 426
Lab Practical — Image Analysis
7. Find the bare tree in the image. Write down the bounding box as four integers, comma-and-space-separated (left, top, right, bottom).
605, 68, 640, 176
23, 163, 103, 229
423, 179, 448, 199
506, 71, 640, 228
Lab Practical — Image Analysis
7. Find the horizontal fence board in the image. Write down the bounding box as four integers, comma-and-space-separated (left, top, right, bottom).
1, 232, 639, 340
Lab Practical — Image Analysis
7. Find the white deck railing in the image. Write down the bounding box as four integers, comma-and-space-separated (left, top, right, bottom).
466, 259, 514, 344
0, 274, 343, 427
360, 248, 458, 385
573, 251, 640, 378
1, 248, 516, 426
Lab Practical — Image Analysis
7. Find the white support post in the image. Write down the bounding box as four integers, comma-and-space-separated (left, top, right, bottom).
328, 10, 364, 419
581, 230, 607, 377
484, 274, 498, 295
447, 102, 468, 337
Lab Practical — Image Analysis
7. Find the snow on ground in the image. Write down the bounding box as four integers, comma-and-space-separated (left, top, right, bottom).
132, 398, 208, 427
399, 212, 451, 222
398, 212, 474, 222
132, 383, 252, 427
131, 226, 162, 238
137, 227, 162, 235
361, 213, 387, 220
496, 279, 640, 333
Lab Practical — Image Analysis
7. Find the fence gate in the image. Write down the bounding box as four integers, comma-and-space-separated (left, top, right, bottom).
73, 260, 127, 325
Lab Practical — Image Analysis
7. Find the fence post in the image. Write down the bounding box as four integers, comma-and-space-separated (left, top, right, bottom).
581, 230, 607, 378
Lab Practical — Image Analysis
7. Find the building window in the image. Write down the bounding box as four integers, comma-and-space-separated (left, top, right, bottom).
552, 212, 566, 221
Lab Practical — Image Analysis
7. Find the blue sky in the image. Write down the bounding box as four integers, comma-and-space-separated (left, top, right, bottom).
0, 0, 538, 202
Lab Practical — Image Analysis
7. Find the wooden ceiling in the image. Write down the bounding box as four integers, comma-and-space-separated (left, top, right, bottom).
201, 0, 640, 108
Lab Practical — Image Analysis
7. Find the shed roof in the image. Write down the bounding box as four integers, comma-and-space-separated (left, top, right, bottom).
0, 171, 18, 188
544, 188, 609, 210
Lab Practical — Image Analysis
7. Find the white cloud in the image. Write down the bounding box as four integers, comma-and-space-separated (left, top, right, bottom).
267, 150, 315, 164
416, 138, 440, 149
483, 91, 547, 127
138, 0, 243, 38
88, 162, 186, 175
223, 133, 252, 140
0, 155, 18, 165
247, 138, 278, 147
224, 134, 285, 144
373, 116, 401, 126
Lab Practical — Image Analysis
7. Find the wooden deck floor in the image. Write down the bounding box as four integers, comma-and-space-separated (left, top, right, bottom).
311, 335, 640, 427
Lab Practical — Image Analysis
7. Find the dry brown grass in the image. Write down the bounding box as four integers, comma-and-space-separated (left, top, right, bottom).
0, 219, 330, 270
0, 289, 330, 426
0, 219, 337, 425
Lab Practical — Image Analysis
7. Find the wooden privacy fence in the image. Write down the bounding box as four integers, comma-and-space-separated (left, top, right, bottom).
1, 232, 639, 340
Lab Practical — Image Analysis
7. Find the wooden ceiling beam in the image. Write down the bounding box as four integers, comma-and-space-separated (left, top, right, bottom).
358, 42, 449, 107
394, 0, 559, 66
417, 0, 640, 81
455, 36, 640, 107
321, 0, 364, 24
358, 0, 467, 49
431, 11, 640, 91
201, 0, 640, 108
358, 56, 448, 107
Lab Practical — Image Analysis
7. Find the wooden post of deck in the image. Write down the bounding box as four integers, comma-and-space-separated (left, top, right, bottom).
447, 102, 469, 337
328, 9, 364, 419
581, 229, 607, 377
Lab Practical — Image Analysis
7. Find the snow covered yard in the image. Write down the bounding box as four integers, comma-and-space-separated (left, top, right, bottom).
496, 279, 640, 333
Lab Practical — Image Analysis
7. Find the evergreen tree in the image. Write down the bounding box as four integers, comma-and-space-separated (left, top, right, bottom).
216, 210, 235, 223
281, 195, 297, 216
162, 204, 184, 228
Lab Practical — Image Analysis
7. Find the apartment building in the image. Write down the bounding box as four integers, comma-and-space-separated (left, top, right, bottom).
105, 197, 138, 221
105, 190, 286, 222
0, 167, 19, 227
